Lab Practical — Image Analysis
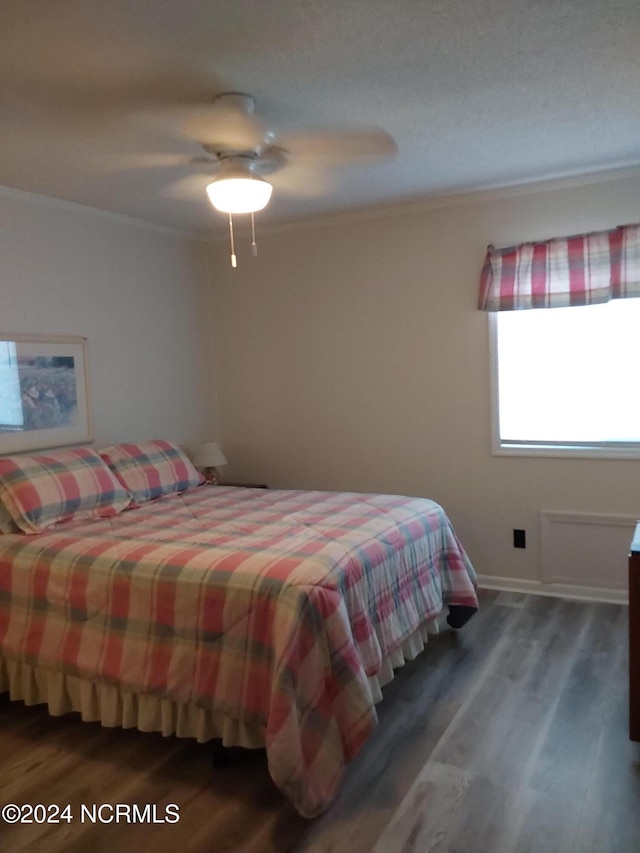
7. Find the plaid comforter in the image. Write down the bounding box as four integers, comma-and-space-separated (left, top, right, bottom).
0, 486, 478, 817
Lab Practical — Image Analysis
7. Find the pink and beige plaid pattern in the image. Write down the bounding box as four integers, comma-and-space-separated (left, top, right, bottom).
0, 448, 131, 534
478, 222, 640, 311
99, 439, 203, 504
0, 486, 478, 817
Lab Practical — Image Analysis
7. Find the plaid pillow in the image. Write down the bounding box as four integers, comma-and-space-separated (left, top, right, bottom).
0, 447, 131, 534
98, 440, 203, 504
0, 502, 19, 534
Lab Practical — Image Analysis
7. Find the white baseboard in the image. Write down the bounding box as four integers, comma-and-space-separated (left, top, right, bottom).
477, 574, 628, 605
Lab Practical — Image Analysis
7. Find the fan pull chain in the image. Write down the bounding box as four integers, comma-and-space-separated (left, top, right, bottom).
228, 213, 237, 268
251, 211, 258, 257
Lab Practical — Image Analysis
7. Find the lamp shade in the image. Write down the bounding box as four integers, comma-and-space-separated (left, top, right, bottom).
206, 174, 272, 214
193, 441, 228, 468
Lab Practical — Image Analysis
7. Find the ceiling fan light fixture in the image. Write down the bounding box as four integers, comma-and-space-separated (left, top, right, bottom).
206, 173, 272, 214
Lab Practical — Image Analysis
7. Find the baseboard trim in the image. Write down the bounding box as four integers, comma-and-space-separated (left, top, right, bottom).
477, 574, 628, 605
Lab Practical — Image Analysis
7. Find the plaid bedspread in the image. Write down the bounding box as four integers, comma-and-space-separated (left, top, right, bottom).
0, 486, 478, 817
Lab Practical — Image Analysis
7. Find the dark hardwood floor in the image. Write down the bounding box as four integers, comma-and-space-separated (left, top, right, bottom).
0, 590, 638, 852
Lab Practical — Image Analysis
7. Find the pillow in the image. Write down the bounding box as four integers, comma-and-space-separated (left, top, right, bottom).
0, 447, 131, 534
98, 440, 203, 504
0, 502, 19, 534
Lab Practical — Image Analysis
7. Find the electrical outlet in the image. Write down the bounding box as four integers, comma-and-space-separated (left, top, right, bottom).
513, 529, 526, 549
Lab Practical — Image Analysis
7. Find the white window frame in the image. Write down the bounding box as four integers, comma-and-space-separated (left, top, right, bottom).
488, 311, 640, 460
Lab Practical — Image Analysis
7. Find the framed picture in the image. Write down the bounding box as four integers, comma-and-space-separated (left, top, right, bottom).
0, 335, 93, 454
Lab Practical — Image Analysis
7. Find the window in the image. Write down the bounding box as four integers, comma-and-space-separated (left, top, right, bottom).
491, 298, 640, 457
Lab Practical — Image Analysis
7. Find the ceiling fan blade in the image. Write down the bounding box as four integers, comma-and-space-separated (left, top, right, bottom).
162, 172, 220, 200
108, 152, 205, 172
270, 164, 338, 198
0, 55, 220, 135
182, 103, 269, 151
253, 144, 290, 175
276, 126, 398, 164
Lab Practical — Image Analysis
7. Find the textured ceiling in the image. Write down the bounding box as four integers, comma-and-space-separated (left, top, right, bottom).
1, 0, 639, 235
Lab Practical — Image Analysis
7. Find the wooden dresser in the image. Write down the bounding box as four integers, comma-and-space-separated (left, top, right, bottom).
630, 522, 640, 742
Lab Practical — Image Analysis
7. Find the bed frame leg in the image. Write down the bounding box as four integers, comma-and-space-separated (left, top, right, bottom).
211, 739, 231, 769
446, 605, 477, 629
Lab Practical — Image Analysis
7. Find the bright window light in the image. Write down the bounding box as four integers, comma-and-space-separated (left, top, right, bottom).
0, 341, 23, 429
491, 298, 640, 455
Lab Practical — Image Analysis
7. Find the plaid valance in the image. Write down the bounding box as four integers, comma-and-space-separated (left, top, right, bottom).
478, 222, 640, 311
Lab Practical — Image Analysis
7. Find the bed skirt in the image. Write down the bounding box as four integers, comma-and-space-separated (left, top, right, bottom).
0, 615, 442, 748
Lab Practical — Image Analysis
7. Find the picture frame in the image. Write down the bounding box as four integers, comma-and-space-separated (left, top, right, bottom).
0, 334, 93, 454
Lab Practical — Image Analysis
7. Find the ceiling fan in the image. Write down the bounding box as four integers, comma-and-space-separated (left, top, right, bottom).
168, 92, 398, 266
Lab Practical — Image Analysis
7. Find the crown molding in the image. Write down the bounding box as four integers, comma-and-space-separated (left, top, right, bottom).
209, 162, 640, 243
5, 160, 640, 247
0, 184, 209, 243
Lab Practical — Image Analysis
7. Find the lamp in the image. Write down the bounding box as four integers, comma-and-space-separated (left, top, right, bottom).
206, 157, 272, 268
206, 171, 272, 214
193, 441, 228, 485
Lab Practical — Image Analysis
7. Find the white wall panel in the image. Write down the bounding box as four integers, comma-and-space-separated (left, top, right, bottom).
207, 174, 640, 593
0, 190, 217, 452
540, 511, 636, 591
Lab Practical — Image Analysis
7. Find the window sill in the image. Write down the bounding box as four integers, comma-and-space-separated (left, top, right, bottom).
493, 443, 640, 460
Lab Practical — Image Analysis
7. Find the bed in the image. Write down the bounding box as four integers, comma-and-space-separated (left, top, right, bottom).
0, 441, 478, 818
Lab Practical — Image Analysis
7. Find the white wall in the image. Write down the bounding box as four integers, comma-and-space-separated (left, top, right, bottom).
1, 189, 217, 453
208, 174, 640, 594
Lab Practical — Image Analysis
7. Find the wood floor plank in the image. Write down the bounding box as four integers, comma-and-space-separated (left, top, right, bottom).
0, 590, 638, 852
300, 591, 517, 852
371, 761, 474, 853
489, 783, 584, 853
